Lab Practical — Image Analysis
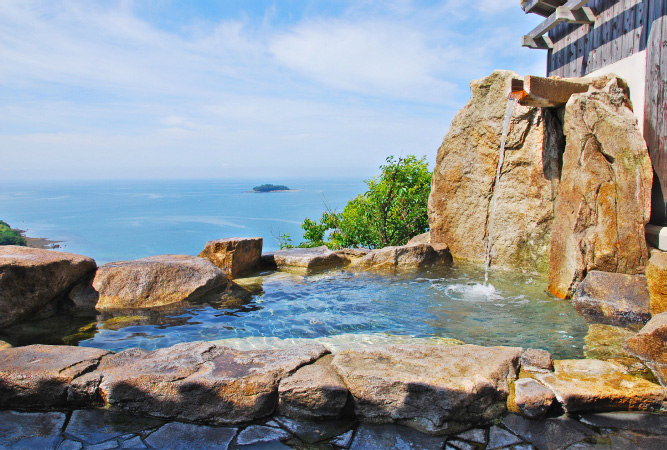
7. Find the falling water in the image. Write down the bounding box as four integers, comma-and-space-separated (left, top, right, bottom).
484, 92, 524, 285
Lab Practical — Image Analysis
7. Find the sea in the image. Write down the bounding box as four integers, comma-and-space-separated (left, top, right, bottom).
0, 178, 367, 264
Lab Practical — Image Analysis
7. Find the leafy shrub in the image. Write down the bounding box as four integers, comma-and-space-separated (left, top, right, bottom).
0, 220, 27, 246
300, 155, 431, 249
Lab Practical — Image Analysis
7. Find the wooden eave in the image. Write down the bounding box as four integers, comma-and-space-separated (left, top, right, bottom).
521, 0, 595, 49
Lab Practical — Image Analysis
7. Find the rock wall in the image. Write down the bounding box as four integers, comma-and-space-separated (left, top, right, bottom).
548, 76, 652, 298
428, 70, 563, 272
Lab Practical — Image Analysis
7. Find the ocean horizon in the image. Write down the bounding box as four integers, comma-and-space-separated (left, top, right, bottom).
0, 177, 367, 264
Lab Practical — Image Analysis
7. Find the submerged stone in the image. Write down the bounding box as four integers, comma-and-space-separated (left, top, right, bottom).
331, 344, 522, 434
236, 425, 291, 445
94, 255, 227, 309
502, 414, 594, 450
144, 422, 237, 450
273, 416, 355, 444
534, 359, 667, 413
65, 409, 164, 445
199, 237, 263, 279
97, 341, 328, 424
0, 246, 97, 327
349, 424, 447, 450
0, 410, 66, 449
0, 344, 111, 408
572, 271, 650, 325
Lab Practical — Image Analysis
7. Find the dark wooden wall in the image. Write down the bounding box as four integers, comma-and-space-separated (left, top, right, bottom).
546, 0, 667, 224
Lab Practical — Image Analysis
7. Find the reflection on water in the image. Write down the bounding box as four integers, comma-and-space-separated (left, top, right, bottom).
0, 264, 590, 358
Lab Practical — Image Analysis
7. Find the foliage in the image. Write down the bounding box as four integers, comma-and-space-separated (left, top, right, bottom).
0, 220, 27, 246
300, 155, 432, 249
253, 184, 290, 192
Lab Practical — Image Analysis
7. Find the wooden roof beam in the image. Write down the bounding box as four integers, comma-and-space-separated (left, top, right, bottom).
521, 0, 594, 49
521, 1, 567, 18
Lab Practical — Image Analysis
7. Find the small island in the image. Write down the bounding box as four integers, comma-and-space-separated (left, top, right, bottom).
252, 184, 291, 192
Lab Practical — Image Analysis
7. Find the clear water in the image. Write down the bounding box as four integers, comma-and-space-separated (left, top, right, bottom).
0, 178, 589, 358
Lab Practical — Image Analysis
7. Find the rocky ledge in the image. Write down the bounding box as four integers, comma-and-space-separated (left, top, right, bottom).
1, 341, 665, 438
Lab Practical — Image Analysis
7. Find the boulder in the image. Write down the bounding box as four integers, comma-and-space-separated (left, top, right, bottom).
407, 232, 431, 245
96, 341, 328, 424
646, 248, 667, 315
0, 344, 111, 408
93, 255, 227, 309
331, 344, 523, 434
549, 76, 652, 298
278, 358, 349, 420
520, 348, 554, 373
198, 237, 263, 279
513, 378, 556, 419
572, 271, 651, 325
261, 246, 348, 274
533, 359, 667, 413
624, 313, 667, 386
356, 243, 453, 270
334, 248, 371, 265
428, 70, 563, 273
0, 246, 97, 327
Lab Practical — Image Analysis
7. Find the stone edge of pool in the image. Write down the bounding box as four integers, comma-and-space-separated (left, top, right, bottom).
1, 339, 666, 437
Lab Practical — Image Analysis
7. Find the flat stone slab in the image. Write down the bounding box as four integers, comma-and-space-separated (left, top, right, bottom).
534, 359, 667, 413
0, 246, 96, 327
236, 425, 291, 445
273, 416, 355, 444
580, 411, 667, 435
97, 341, 328, 424
0, 410, 66, 449
573, 271, 651, 325
349, 424, 447, 450
262, 246, 348, 273
93, 255, 227, 309
278, 359, 349, 420
502, 413, 595, 450
144, 422, 237, 450
356, 243, 453, 270
199, 237, 263, 279
331, 344, 523, 434
0, 344, 111, 408
64, 409, 164, 445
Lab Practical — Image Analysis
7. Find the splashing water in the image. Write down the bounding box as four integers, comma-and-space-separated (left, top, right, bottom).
484, 92, 524, 285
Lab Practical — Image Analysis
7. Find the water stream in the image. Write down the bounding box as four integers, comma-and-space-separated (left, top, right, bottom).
484, 93, 523, 285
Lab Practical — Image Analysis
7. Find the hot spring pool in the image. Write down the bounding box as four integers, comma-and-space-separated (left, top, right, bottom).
2, 264, 590, 358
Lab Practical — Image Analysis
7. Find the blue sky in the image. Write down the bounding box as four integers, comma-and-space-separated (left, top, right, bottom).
1, 0, 546, 180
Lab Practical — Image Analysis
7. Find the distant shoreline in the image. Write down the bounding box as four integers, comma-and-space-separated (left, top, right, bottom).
15, 229, 61, 250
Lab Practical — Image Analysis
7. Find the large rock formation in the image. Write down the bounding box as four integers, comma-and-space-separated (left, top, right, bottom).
0, 246, 97, 327
624, 312, 667, 386
97, 341, 328, 424
428, 70, 563, 273
548, 76, 652, 298
646, 248, 667, 315
93, 255, 227, 309
199, 237, 263, 279
331, 344, 523, 434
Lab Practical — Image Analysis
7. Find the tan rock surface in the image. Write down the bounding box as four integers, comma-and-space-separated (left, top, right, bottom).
331, 344, 523, 434
549, 76, 652, 298
199, 237, 262, 279
0, 344, 111, 408
0, 246, 97, 327
356, 243, 453, 270
93, 255, 227, 309
572, 271, 651, 325
0, 340, 11, 350
262, 246, 348, 273
646, 248, 667, 314
278, 359, 349, 420
624, 312, 667, 386
97, 341, 328, 424
534, 359, 667, 412
428, 70, 562, 273
513, 378, 556, 419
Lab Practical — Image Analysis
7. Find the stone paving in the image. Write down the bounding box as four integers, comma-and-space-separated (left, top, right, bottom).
2, 408, 667, 450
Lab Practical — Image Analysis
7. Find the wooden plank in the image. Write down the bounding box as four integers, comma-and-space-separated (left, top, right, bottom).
635, 0, 648, 52
645, 0, 666, 196
621, 0, 636, 59
657, 3, 667, 196
609, 0, 624, 63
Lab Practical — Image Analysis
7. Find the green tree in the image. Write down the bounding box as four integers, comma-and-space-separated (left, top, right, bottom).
300, 155, 431, 249
0, 220, 27, 246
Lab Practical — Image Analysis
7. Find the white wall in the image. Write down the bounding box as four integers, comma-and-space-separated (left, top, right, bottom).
588, 50, 647, 134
